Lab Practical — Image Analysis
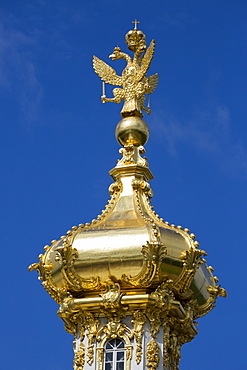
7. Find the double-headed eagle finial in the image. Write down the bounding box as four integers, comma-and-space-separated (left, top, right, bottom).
93, 22, 158, 118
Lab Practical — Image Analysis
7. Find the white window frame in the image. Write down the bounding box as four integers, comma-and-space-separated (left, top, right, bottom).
104, 338, 125, 370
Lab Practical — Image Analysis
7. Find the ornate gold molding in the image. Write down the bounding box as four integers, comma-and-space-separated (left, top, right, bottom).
117, 144, 148, 167
207, 283, 227, 299
100, 281, 128, 319
29, 257, 67, 304
122, 224, 166, 287
173, 245, 207, 298
163, 322, 170, 369
192, 283, 227, 319
85, 313, 100, 366
96, 317, 133, 344
168, 303, 197, 344
132, 177, 153, 198
57, 298, 83, 335
96, 316, 133, 370
169, 333, 181, 370
131, 310, 146, 364
73, 342, 85, 370
55, 240, 102, 292
100, 281, 123, 309
146, 281, 175, 338
146, 338, 160, 370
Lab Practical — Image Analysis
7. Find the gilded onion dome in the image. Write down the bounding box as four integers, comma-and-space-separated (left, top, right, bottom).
29, 113, 226, 320
29, 22, 226, 370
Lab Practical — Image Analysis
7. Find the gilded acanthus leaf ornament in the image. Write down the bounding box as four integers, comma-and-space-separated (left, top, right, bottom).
146, 338, 160, 370
29, 257, 67, 304
169, 333, 181, 370
93, 25, 158, 118
73, 342, 85, 370
131, 310, 146, 364
55, 241, 102, 292
173, 245, 207, 298
85, 312, 100, 366
122, 224, 167, 287
117, 144, 148, 167
100, 281, 128, 319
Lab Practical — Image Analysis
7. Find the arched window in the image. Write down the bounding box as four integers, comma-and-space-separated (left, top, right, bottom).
104, 338, 125, 370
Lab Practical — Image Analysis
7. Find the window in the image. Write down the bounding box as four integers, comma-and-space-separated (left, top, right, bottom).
104, 338, 125, 370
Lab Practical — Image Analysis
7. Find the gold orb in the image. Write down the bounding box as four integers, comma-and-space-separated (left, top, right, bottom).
115, 116, 150, 146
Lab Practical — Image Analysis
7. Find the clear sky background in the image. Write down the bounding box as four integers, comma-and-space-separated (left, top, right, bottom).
1, 1, 246, 369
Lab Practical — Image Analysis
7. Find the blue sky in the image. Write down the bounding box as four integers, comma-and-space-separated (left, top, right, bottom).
1, 1, 246, 369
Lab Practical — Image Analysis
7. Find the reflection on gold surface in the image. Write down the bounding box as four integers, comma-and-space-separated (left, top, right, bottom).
31, 142, 226, 311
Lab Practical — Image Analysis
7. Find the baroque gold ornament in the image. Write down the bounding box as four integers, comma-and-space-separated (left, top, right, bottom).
131, 310, 146, 364
85, 312, 100, 366
146, 338, 160, 370
73, 342, 85, 370
93, 23, 158, 118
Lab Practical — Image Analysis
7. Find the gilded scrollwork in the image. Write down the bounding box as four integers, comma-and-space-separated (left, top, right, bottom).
163, 309, 198, 369
147, 280, 175, 338
96, 346, 104, 370
173, 245, 207, 298
55, 240, 102, 292
162, 323, 184, 370
117, 144, 148, 167
29, 258, 67, 304
57, 298, 84, 335
132, 178, 153, 198
163, 322, 170, 369
122, 225, 166, 288
146, 338, 160, 370
146, 308, 161, 339
96, 316, 133, 370
100, 281, 123, 309
85, 312, 100, 366
131, 310, 146, 364
169, 333, 181, 370
168, 303, 197, 343
96, 317, 133, 343
122, 239, 166, 287
73, 342, 85, 370
193, 283, 227, 319
108, 180, 122, 195
151, 280, 174, 309
207, 284, 227, 299
100, 281, 128, 319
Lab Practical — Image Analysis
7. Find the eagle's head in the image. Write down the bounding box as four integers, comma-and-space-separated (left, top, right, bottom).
109, 46, 122, 61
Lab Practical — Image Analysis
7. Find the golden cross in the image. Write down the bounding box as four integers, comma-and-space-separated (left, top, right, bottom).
132, 19, 140, 30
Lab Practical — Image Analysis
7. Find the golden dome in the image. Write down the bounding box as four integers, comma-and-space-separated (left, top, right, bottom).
29, 26, 226, 356
30, 132, 225, 319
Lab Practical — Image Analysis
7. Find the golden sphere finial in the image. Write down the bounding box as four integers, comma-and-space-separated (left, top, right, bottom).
115, 116, 149, 147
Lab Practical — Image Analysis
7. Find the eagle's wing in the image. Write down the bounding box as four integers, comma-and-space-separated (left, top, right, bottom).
136, 39, 155, 82
93, 56, 123, 86
145, 73, 158, 95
